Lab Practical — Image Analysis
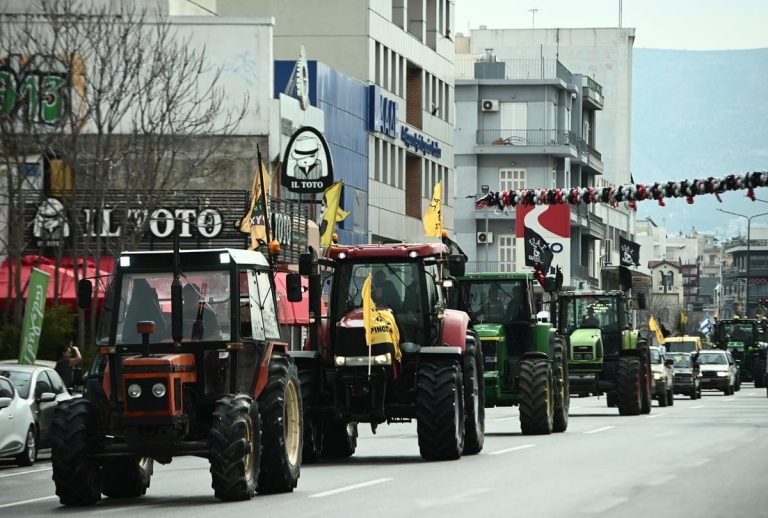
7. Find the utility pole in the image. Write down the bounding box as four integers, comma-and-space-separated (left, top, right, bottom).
529, 8, 538, 30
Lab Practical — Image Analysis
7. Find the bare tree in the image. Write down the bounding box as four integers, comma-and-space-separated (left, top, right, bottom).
0, 0, 248, 348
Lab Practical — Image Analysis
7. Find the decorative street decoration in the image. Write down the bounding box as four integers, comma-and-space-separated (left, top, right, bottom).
474, 171, 768, 210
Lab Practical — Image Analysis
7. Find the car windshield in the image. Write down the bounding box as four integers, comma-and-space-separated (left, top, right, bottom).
697, 352, 727, 365
650, 349, 662, 364
0, 369, 32, 398
670, 354, 693, 367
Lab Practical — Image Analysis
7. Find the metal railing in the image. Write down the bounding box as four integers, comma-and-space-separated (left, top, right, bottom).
581, 75, 604, 96
455, 56, 573, 83
477, 129, 579, 147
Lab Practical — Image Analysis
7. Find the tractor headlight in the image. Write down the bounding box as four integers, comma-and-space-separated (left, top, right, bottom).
152, 383, 167, 398
716, 371, 729, 377
127, 383, 142, 398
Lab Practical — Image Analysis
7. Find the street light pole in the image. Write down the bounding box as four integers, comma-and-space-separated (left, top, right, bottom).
717, 208, 768, 317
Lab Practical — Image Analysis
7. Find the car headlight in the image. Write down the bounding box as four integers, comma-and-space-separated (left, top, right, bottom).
127, 383, 142, 398
653, 373, 662, 380
716, 371, 730, 377
152, 383, 167, 398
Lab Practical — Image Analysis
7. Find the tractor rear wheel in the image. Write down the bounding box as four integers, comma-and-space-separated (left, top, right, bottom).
518, 358, 554, 435
101, 457, 153, 498
257, 354, 302, 493
754, 358, 766, 388
462, 346, 485, 454
416, 362, 465, 460
617, 357, 642, 416
657, 383, 668, 407
209, 395, 261, 501
553, 351, 570, 433
606, 392, 617, 407
51, 399, 101, 506
667, 388, 674, 406
298, 367, 322, 463
321, 420, 357, 459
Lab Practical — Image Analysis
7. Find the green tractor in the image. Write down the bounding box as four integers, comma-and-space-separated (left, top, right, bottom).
450, 272, 568, 435
557, 290, 652, 416
712, 318, 768, 388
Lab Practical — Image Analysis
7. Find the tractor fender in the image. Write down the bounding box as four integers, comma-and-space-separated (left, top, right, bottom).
289, 350, 322, 373
441, 309, 470, 352
419, 346, 463, 362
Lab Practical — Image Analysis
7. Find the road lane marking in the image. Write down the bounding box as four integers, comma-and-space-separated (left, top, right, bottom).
0, 467, 52, 478
489, 444, 536, 455
747, 392, 756, 396
685, 458, 711, 468
492, 416, 517, 422
309, 478, 392, 498
691, 405, 706, 409
0, 495, 57, 509
647, 474, 676, 487
655, 431, 677, 438
584, 496, 627, 513
722, 398, 734, 402
584, 426, 614, 435
646, 413, 666, 419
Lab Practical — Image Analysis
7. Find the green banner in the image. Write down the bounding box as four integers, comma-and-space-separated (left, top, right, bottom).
18, 268, 50, 365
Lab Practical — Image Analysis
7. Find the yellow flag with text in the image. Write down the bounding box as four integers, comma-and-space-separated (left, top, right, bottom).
648, 314, 665, 345
237, 161, 270, 250
423, 181, 443, 237
362, 274, 401, 361
319, 181, 350, 247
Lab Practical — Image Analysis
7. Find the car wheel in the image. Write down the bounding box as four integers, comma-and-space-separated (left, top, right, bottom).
15, 427, 36, 467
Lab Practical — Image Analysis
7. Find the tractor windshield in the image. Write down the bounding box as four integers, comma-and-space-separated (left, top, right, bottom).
560, 295, 619, 334
115, 270, 231, 344
457, 279, 527, 324
721, 322, 755, 344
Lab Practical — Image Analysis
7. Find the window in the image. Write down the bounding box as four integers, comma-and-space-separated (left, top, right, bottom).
47, 370, 67, 394
34, 372, 53, 398
0, 378, 14, 398
498, 234, 516, 272
500, 168, 526, 191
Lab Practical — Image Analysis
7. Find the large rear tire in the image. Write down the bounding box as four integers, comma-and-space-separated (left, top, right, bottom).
298, 366, 322, 463
101, 457, 153, 498
553, 350, 570, 433
617, 357, 642, 416
209, 395, 261, 501
754, 358, 766, 388
51, 399, 101, 506
257, 354, 302, 493
518, 358, 554, 435
462, 346, 485, 454
416, 362, 465, 460
667, 388, 674, 406
321, 420, 357, 459
657, 382, 668, 407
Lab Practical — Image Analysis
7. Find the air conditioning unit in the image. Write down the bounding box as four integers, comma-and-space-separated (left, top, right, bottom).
481, 99, 499, 112
477, 231, 494, 244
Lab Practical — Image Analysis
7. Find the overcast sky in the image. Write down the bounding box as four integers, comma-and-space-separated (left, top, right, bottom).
455, 0, 768, 50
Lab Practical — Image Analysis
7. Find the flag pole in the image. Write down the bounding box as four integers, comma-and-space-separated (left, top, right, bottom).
256, 144, 272, 246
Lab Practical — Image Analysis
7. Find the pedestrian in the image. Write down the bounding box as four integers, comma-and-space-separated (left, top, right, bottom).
55, 343, 82, 392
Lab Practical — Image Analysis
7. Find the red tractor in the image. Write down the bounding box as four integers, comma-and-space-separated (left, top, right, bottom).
288, 242, 483, 462
51, 248, 302, 505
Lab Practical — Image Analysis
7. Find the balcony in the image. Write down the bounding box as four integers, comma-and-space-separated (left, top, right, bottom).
581, 76, 604, 110
476, 129, 580, 157
456, 56, 573, 84
571, 205, 605, 238
582, 142, 604, 175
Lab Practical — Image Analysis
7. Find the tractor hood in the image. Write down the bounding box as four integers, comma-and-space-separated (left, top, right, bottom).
472, 323, 505, 338
569, 328, 601, 346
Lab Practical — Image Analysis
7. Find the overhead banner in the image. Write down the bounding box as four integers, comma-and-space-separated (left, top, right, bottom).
281, 126, 334, 193
619, 235, 641, 267
18, 268, 50, 365
516, 204, 571, 286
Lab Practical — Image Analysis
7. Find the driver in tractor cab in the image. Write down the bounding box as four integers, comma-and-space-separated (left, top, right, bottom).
581, 306, 600, 328
373, 269, 401, 312
182, 283, 220, 340
484, 283, 507, 321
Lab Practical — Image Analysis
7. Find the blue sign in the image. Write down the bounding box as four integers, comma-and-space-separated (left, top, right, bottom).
368, 85, 397, 138
400, 126, 442, 158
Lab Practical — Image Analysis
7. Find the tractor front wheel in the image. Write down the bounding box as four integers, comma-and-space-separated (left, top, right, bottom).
462, 346, 485, 455
209, 395, 261, 501
657, 382, 668, 407
552, 351, 570, 433
51, 399, 101, 506
518, 358, 554, 435
101, 457, 153, 499
321, 420, 357, 459
416, 362, 465, 460
257, 354, 302, 493
298, 367, 322, 463
616, 357, 642, 416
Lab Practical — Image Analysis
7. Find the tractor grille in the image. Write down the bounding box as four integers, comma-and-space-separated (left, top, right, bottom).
335, 326, 394, 358
481, 340, 498, 372
572, 345, 594, 361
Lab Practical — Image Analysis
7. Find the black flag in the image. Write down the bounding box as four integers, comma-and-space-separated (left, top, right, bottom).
619, 236, 641, 267
524, 226, 554, 273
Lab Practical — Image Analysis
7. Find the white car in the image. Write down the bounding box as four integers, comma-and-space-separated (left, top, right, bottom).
650, 346, 675, 406
0, 375, 37, 466
696, 350, 738, 395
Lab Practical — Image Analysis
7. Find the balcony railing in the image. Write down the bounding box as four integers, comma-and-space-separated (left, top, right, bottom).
582, 76, 604, 96
477, 129, 582, 148
455, 56, 573, 83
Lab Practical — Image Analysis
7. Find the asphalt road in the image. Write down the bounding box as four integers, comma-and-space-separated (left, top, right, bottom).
2, 386, 767, 518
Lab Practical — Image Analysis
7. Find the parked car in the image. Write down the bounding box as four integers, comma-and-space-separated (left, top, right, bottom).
0, 362, 72, 449
663, 336, 703, 354
650, 346, 675, 406
667, 352, 702, 399
0, 375, 37, 466
695, 350, 738, 395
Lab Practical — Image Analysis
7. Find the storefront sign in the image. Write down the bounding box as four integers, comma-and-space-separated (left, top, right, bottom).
281, 126, 334, 193
400, 126, 442, 158
368, 85, 397, 138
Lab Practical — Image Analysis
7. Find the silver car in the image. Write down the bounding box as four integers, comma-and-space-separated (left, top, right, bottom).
0, 362, 72, 449
0, 375, 37, 466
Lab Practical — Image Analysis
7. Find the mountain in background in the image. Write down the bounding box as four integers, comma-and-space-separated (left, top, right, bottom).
632, 48, 768, 237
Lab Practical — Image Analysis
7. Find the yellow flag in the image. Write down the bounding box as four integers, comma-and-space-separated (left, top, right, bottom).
423, 181, 443, 237
362, 274, 401, 360
319, 181, 350, 247
237, 162, 270, 250
648, 314, 665, 345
